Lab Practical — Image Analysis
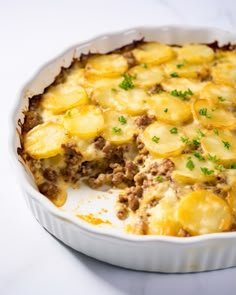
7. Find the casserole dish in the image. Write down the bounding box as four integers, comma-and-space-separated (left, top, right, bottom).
11, 26, 236, 272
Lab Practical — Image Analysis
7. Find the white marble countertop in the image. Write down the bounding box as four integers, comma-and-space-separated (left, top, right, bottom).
1, 0, 236, 294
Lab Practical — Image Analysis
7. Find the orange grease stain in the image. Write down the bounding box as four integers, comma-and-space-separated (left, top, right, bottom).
77, 213, 111, 225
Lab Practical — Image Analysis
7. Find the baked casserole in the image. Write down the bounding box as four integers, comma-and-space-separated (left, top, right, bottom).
18, 40, 236, 237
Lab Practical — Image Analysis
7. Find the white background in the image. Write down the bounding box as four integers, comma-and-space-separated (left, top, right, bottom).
1, 0, 236, 294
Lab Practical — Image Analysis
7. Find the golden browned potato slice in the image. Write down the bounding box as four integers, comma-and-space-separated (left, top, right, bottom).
142, 122, 186, 157
41, 84, 88, 114
172, 154, 216, 184
212, 63, 236, 87
178, 44, 214, 64
24, 122, 67, 159
148, 198, 183, 236
102, 110, 137, 144
201, 130, 236, 164
128, 65, 165, 88
192, 99, 236, 129
85, 54, 128, 78
148, 92, 192, 124
163, 61, 209, 79
177, 190, 233, 236
63, 105, 104, 138
132, 42, 175, 65
162, 77, 206, 95
200, 82, 236, 106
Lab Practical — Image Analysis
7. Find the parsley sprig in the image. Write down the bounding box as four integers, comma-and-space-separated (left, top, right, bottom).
119, 73, 136, 90
170, 88, 193, 100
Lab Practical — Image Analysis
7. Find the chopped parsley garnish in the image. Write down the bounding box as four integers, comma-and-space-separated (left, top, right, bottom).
200, 167, 214, 175
111, 88, 117, 92
169, 127, 178, 134
170, 72, 179, 77
176, 63, 184, 69
222, 140, 230, 149
214, 129, 219, 135
142, 99, 147, 103
218, 96, 225, 102
164, 108, 168, 113
208, 154, 219, 163
155, 175, 164, 182
112, 127, 122, 133
181, 136, 189, 143
64, 110, 72, 118
118, 115, 127, 125
229, 163, 236, 169
192, 138, 200, 145
119, 73, 136, 90
198, 108, 212, 118
152, 136, 160, 143
193, 151, 205, 161
215, 164, 224, 171
141, 63, 147, 68
196, 129, 205, 138
170, 88, 193, 100
186, 157, 195, 171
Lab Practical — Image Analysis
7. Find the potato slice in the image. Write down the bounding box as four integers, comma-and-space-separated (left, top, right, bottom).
102, 110, 137, 144
163, 61, 209, 79
142, 122, 186, 157
41, 84, 88, 114
201, 130, 236, 164
148, 198, 183, 236
149, 93, 192, 124
64, 105, 104, 138
132, 42, 175, 65
85, 54, 128, 78
128, 65, 165, 88
162, 77, 206, 95
94, 86, 150, 115
192, 99, 236, 129
24, 122, 67, 159
212, 63, 236, 87
177, 190, 233, 235
200, 82, 236, 106
172, 154, 216, 184
178, 44, 214, 64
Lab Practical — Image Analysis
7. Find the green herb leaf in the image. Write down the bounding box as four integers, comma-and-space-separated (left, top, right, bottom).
192, 138, 200, 145
222, 140, 230, 149
214, 129, 219, 135
218, 96, 225, 102
111, 88, 117, 92
176, 63, 184, 69
119, 73, 136, 90
141, 63, 147, 68
169, 127, 178, 134
200, 167, 214, 175
152, 136, 160, 143
193, 151, 205, 161
186, 157, 195, 171
198, 108, 212, 118
155, 175, 164, 182
112, 127, 122, 133
215, 164, 224, 171
181, 136, 189, 143
229, 163, 236, 169
208, 154, 219, 163
118, 115, 127, 125
170, 72, 179, 77
196, 129, 205, 138
64, 110, 72, 118
164, 108, 168, 113
170, 88, 193, 100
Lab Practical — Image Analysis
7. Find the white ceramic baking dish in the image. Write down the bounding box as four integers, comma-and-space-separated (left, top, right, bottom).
10, 25, 236, 273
